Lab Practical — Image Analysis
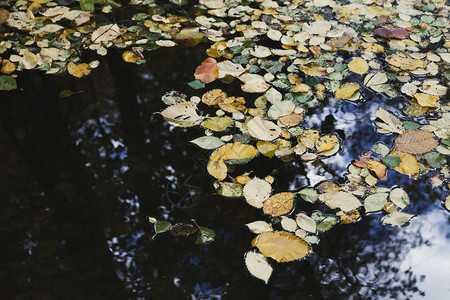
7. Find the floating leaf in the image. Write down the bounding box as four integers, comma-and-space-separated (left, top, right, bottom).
322, 191, 362, 212
188, 79, 205, 89
201, 89, 226, 106
217, 182, 243, 197
196, 226, 215, 244
281, 216, 298, 232
390, 150, 420, 178
243, 177, 272, 208
263, 192, 295, 217
0, 75, 17, 91
348, 57, 369, 75
245, 251, 273, 284
389, 188, 410, 209
122, 51, 142, 63
152, 220, 171, 239
91, 24, 121, 44
335, 83, 360, 100
160, 102, 204, 127
381, 155, 401, 168
296, 213, 316, 233
316, 134, 339, 153
256, 141, 278, 158
382, 212, 415, 226
195, 58, 219, 84
247, 117, 281, 141
190, 136, 225, 149
217, 60, 245, 78
252, 231, 310, 263
394, 129, 438, 154
174, 28, 204, 47
67, 62, 91, 78
375, 108, 404, 134
201, 116, 233, 131
246, 221, 273, 234
445, 196, 450, 212
364, 193, 388, 213
298, 188, 318, 203
371, 143, 390, 157
374, 27, 409, 39
414, 93, 438, 108
424, 152, 446, 168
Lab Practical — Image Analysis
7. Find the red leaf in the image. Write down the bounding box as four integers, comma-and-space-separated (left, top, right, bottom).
194, 58, 219, 84
374, 27, 410, 39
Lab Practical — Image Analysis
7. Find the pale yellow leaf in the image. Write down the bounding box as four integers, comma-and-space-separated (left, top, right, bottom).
245, 251, 273, 284
262, 192, 295, 217
348, 57, 369, 75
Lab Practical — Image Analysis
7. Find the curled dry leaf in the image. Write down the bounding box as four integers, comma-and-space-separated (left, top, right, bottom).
194, 58, 219, 84
243, 177, 272, 208
252, 231, 311, 263
394, 129, 438, 154
245, 251, 273, 284
262, 192, 295, 217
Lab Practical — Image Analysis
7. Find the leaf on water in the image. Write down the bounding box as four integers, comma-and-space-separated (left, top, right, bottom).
414, 93, 438, 108
279, 113, 303, 127
174, 28, 204, 47
243, 177, 272, 208
445, 196, 450, 212
348, 57, 369, 75
262, 192, 295, 217
367, 160, 387, 179
424, 151, 446, 168
194, 58, 219, 84
246, 221, 273, 234
190, 136, 225, 149
322, 191, 362, 212
281, 216, 298, 232
298, 188, 318, 203
381, 155, 401, 168
300, 65, 328, 77
374, 27, 409, 39
239, 73, 270, 93
188, 79, 205, 89
152, 220, 172, 238
122, 50, 142, 63
382, 212, 415, 226
252, 231, 311, 263
364, 193, 389, 213
256, 141, 278, 158
335, 83, 360, 100
201, 116, 234, 131
91, 24, 121, 44
394, 129, 438, 154
375, 108, 405, 134
207, 159, 227, 181
389, 188, 410, 209
247, 116, 281, 141
67, 62, 91, 78
160, 102, 204, 127
371, 142, 391, 157
216, 182, 243, 197
364, 72, 388, 91
267, 101, 295, 120
196, 226, 215, 244
390, 150, 420, 178
201, 89, 226, 106
217, 60, 245, 78
0, 75, 17, 91
296, 213, 316, 233
245, 251, 273, 284
316, 134, 339, 154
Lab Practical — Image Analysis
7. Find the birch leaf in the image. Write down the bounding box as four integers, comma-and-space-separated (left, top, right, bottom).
348, 57, 369, 75
190, 136, 225, 149
281, 216, 298, 232
194, 58, 219, 83
382, 212, 415, 226
296, 213, 316, 233
243, 177, 272, 208
252, 231, 310, 263
246, 221, 273, 234
364, 193, 388, 213
263, 192, 295, 217
394, 129, 438, 154
160, 102, 204, 127
389, 188, 410, 209
245, 251, 273, 284
247, 117, 281, 141
390, 150, 420, 178
322, 191, 362, 212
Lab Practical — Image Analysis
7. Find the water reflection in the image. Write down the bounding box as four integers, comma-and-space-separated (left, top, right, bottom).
0, 46, 449, 299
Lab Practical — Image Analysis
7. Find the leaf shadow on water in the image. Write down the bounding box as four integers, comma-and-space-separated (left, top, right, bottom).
0, 46, 449, 299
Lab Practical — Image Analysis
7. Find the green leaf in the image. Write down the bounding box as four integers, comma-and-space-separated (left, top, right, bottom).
196, 227, 215, 244
152, 220, 172, 238
298, 188, 318, 203
382, 155, 401, 168
188, 79, 205, 89
190, 136, 225, 149
0, 75, 17, 91
170, 0, 188, 5
371, 142, 390, 157
79, 0, 101, 11
403, 121, 421, 130
304, 235, 319, 244
424, 151, 446, 168
217, 182, 243, 197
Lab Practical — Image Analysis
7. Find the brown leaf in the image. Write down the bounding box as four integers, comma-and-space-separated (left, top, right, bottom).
394, 129, 438, 154
201, 89, 226, 106
262, 192, 295, 217
194, 58, 219, 84
252, 231, 310, 262
374, 27, 410, 39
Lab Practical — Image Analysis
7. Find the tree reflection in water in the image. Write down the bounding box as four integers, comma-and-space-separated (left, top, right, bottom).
0, 47, 449, 299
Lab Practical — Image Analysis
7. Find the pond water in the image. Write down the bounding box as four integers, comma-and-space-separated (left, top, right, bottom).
1, 46, 449, 299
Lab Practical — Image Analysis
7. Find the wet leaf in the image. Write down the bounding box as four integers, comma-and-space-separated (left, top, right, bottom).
67, 62, 91, 78
382, 212, 415, 226
371, 143, 390, 157
364, 193, 388, 213
217, 60, 245, 78
281, 216, 298, 232
245, 251, 273, 284
394, 129, 438, 154
348, 57, 369, 75
122, 51, 142, 63
160, 102, 204, 127
424, 152, 446, 168
298, 188, 318, 203
316, 134, 339, 153
335, 83, 360, 100
201, 116, 233, 131
217, 182, 243, 197
445, 196, 450, 212
188, 79, 205, 89
152, 220, 172, 238
247, 117, 281, 141
256, 141, 278, 158
243, 177, 272, 208
262, 192, 295, 217
0, 75, 17, 91
196, 227, 215, 244
389, 188, 410, 209
390, 150, 420, 178
170, 223, 198, 237
91, 24, 121, 44
296, 213, 316, 233
414, 93, 438, 108
195, 58, 219, 84
190, 136, 225, 149
322, 191, 362, 212
374, 27, 409, 39
201, 89, 226, 106
381, 155, 401, 168
375, 108, 405, 134
246, 221, 273, 234
252, 231, 310, 263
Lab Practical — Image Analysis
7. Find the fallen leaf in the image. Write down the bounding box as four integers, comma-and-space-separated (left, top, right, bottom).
190, 136, 225, 149
296, 213, 316, 233
247, 117, 281, 141
382, 211, 415, 226
394, 129, 438, 154
252, 231, 310, 262
335, 83, 360, 99
374, 27, 409, 39
348, 57, 369, 75
67, 62, 91, 78
364, 193, 388, 212
217, 182, 243, 197
245, 251, 273, 284
375, 108, 405, 134
390, 149, 420, 178
194, 58, 219, 83
322, 191, 362, 212
160, 102, 204, 127
243, 177, 272, 208
389, 188, 410, 209
122, 50, 142, 63
217, 60, 245, 78
91, 24, 121, 44
201, 116, 234, 131
281, 216, 298, 232
201, 89, 226, 106
262, 192, 295, 217
246, 221, 273, 234
414, 93, 438, 108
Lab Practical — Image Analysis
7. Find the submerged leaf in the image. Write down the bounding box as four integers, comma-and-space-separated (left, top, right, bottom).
245, 251, 273, 284
252, 231, 310, 262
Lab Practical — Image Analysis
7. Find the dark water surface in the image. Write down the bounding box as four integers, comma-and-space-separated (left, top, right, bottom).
1, 47, 449, 300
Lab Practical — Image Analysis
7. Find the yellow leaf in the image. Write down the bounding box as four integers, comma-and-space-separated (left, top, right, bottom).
300, 65, 328, 77
1, 59, 16, 74
201, 89, 226, 106
414, 93, 438, 108
201, 116, 233, 131
387, 55, 426, 71
256, 141, 278, 158
390, 150, 420, 178
23, 51, 38, 70
67, 62, 91, 78
207, 159, 227, 181
348, 57, 369, 75
394, 129, 438, 154
252, 231, 310, 263
247, 116, 281, 141
367, 160, 387, 179
279, 113, 303, 127
262, 192, 295, 217
315, 134, 339, 153
122, 51, 142, 63
210, 142, 258, 162
335, 83, 360, 99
